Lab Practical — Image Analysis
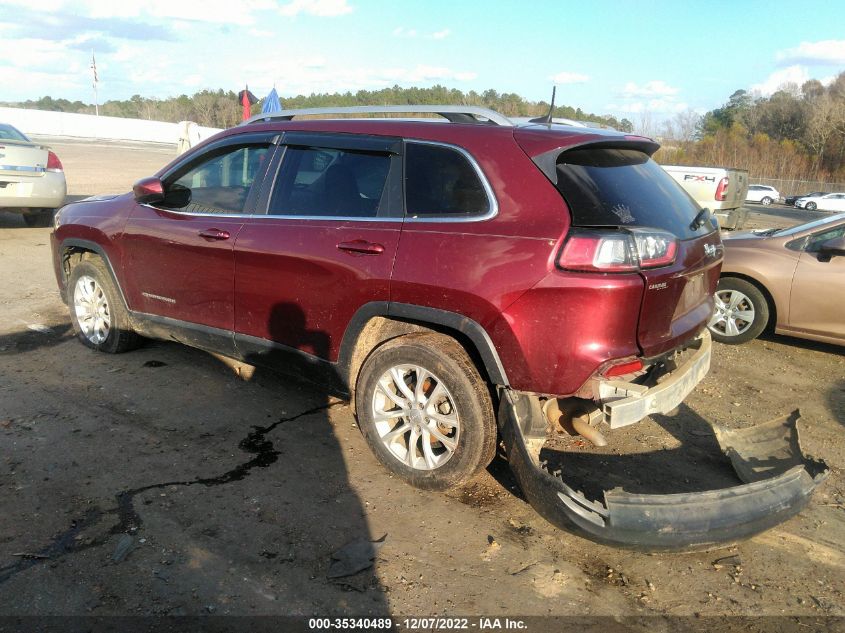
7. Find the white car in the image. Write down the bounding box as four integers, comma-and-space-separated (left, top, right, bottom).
745, 184, 780, 206
0, 123, 67, 227
795, 192, 845, 212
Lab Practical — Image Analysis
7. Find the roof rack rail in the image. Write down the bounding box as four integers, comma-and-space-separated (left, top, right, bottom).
243, 105, 513, 127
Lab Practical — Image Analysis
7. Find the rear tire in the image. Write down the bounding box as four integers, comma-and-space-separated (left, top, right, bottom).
355, 333, 497, 491
67, 258, 141, 353
708, 277, 769, 344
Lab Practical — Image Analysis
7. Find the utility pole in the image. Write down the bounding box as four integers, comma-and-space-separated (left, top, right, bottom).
91, 50, 99, 116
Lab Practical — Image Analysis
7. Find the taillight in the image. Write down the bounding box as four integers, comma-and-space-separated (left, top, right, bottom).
558, 228, 677, 273
714, 176, 728, 201
627, 228, 678, 268
46, 151, 63, 172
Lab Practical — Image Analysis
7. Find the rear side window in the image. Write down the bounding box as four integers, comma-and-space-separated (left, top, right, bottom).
269, 146, 391, 218
405, 142, 490, 218
555, 148, 711, 239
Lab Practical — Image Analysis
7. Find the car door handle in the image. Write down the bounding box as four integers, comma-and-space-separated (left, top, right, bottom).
198, 228, 231, 241
336, 240, 385, 255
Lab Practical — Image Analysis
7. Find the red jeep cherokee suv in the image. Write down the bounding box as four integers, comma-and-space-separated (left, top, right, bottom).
51, 106, 825, 549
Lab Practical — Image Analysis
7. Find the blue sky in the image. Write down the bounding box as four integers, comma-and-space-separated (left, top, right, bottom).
1, 0, 843, 123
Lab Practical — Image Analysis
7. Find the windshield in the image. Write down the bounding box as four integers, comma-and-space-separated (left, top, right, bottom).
554, 148, 714, 239
0, 124, 29, 142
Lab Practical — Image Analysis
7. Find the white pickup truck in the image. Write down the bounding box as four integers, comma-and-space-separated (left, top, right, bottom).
661, 165, 749, 230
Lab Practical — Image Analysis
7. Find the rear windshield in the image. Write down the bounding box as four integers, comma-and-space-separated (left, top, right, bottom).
555, 148, 712, 239
0, 124, 28, 142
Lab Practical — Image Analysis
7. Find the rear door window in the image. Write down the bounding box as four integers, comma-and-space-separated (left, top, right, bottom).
555, 148, 713, 239
269, 146, 393, 218
404, 142, 491, 218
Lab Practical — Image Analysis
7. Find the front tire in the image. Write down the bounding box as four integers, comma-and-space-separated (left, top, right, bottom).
708, 277, 770, 344
355, 333, 496, 491
761, 196, 773, 206
806, 202, 817, 211
67, 258, 141, 353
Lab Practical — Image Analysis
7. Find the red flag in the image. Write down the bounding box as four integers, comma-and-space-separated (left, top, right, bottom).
239, 86, 257, 121
241, 90, 250, 121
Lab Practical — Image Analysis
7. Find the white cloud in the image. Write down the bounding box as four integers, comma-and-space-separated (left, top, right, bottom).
432, 29, 451, 40
0, 37, 74, 70
392, 27, 418, 38
750, 65, 809, 96
242, 58, 477, 96
549, 71, 589, 84
2, 0, 349, 24
621, 80, 679, 98
777, 40, 845, 65
85, 0, 275, 25
278, 0, 353, 17
0, 65, 87, 97
609, 99, 689, 114
248, 28, 275, 38
610, 79, 685, 114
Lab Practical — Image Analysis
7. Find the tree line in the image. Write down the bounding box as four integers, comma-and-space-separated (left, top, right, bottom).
1, 86, 633, 132
8, 75, 844, 185
656, 71, 845, 185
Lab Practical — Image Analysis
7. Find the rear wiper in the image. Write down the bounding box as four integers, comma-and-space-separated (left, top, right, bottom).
690, 207, 711, 230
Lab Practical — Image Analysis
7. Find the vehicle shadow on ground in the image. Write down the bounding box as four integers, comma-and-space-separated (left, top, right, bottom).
0, 322, 73, 353
830, 379, 845, 428
758, 331, 845, 357
0, 195, 95, 229
0, 305, 391, 615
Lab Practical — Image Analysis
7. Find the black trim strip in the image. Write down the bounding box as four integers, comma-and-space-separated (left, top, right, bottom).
387, 302, 509, 386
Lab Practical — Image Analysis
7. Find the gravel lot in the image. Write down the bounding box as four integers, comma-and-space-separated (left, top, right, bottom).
0, 139, 843, 627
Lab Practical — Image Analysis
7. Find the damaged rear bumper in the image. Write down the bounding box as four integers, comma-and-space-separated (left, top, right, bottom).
498, 391, 828, 550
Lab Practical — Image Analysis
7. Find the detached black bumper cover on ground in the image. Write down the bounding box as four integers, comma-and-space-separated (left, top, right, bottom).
498, 392, 829, 550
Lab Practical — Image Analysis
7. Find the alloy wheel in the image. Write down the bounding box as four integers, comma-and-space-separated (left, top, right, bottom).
371, 364, 460, 471
73, 275, 111, 345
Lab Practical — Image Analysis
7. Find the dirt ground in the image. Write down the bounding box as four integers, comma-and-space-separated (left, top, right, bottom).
0, 139, 843, 627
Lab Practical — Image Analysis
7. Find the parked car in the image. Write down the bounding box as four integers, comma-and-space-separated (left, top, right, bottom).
709, 213, 845, 346
745, 184, 780, 206
0, 122, 66, 226
661, 165, 749, 229
785, 191, 827, 206
794, 192, 845, 212
51, 105, 826, 550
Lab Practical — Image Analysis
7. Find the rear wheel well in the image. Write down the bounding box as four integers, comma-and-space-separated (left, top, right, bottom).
345, 316, 496, 405
720, 273, 777, 331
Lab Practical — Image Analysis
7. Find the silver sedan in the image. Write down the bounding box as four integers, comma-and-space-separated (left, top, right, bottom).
0, 123, 67, 227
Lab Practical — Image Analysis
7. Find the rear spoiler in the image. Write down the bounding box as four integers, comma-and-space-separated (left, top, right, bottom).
530, 137, 661, 186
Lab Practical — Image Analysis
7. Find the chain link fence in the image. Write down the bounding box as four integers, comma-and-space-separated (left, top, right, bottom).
750, 177, 845, 198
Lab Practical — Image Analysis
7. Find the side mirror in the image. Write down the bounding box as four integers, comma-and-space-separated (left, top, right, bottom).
133, 176, 164, 204
818, 235, 845, 259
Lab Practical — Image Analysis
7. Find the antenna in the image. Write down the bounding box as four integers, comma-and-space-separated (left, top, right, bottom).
529, 86, 556, 125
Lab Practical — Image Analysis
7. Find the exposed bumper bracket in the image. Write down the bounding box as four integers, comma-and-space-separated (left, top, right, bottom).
600, 330, 712, 429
